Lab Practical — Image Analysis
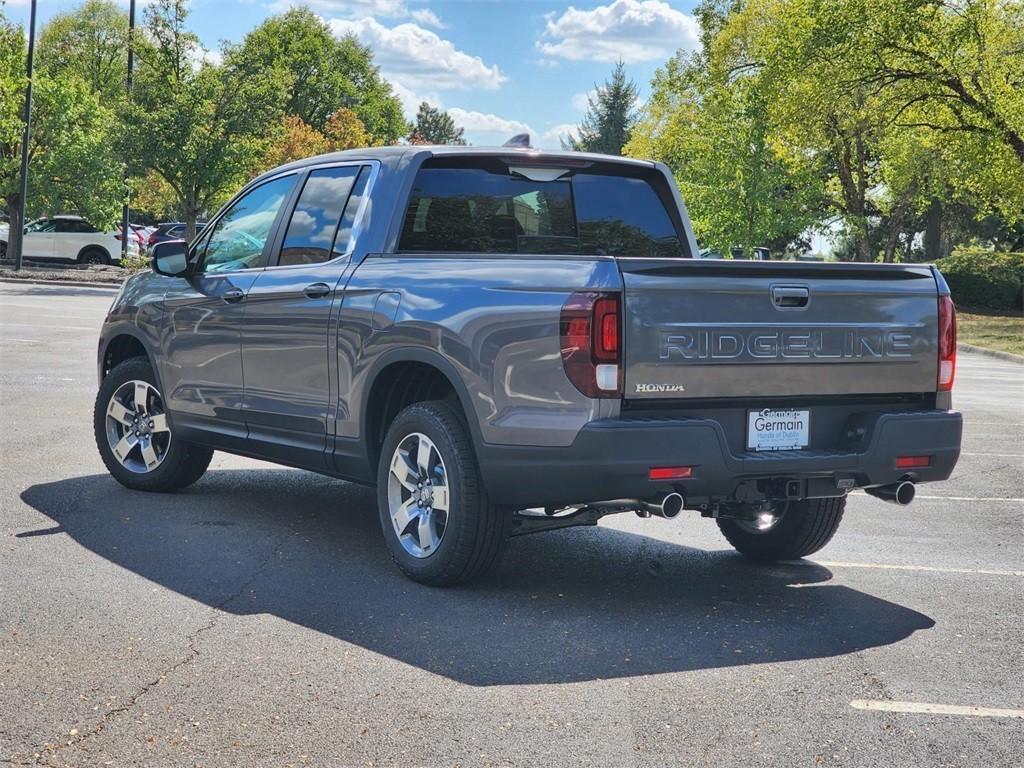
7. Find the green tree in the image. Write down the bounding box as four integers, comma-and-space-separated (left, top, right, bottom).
225, 8, 405, 143
124, 0, 287, 240
564, 61, 639, 156
711, 0, 1024, 261
846, 0, 1024, 255
712, 0, 899, 261
1, 15, 122, 257
626, 42, 819, 256
407, 102, 466, 145
37, 0, 129, 104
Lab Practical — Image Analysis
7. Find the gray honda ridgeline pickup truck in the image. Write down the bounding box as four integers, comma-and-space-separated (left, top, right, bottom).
94, 145, 962, 585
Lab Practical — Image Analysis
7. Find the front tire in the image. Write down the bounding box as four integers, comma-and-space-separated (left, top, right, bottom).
376, 400, 508, 586
717, 497, 845, 560
94, 357, 213, 492
78, 247, 109, 265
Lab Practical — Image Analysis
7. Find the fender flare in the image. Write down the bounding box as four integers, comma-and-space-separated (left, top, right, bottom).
358, 345, 485, 451
98, 323, 164, 393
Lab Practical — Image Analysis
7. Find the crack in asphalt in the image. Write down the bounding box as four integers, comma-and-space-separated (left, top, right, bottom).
4, 531, 289, 767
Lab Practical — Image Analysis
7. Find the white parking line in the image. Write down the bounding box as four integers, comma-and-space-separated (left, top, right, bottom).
855, 492, 1024, 503
914, 495, 1023, 502
960, 452, 1024, 458
815, 561, 1024, 577
0, 322, 96, 331
850, 700, 1024, 718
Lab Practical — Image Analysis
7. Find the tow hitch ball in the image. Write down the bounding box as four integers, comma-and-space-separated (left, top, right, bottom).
866, 481, 916, 506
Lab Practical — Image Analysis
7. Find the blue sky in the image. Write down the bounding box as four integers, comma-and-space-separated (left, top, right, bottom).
4, 0, 702, 148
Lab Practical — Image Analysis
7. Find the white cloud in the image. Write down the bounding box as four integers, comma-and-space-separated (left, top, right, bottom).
409, 8, 445, 28
329, 17, 506, 92
571, 89, 596, 112
538, 0, 700, 63
268, 0, 445, 27
389, 81, 443, 119
447, 108, 532, 137
539, 123, 580, 150
270, 0, 408, 16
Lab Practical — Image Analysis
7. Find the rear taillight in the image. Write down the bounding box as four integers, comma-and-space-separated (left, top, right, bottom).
560, 291, 621, 398
938, 294, 956, 391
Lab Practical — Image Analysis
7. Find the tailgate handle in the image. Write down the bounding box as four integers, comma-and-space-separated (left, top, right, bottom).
772, 285, 809, 309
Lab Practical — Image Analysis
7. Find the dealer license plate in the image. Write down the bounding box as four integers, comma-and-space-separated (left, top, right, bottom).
747, 408, 810, 451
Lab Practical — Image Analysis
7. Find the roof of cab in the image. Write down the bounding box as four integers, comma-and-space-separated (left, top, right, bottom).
256, 144, 656, 184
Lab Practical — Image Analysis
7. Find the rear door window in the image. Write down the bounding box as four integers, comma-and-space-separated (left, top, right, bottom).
278, 165, 364, 266
398, 161, 685, 257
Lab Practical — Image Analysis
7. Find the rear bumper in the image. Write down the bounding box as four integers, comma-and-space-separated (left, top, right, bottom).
477, 409, 962, 508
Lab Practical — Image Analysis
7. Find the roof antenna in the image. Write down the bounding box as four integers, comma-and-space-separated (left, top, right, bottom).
503, 133, 532, 149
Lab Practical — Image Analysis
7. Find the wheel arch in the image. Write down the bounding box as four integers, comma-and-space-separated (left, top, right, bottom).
99, 328, 161, 388
360, 348, 482, 471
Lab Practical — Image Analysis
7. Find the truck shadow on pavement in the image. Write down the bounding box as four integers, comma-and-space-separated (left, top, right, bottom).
20, 469, 935, 687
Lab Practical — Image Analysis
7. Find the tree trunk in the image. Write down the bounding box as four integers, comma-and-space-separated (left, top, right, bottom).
184, 192, 199, 243
882, 192, 913, 263
5, 194, 22, 268
924, 199, 942, 262
853, 226, 871, 262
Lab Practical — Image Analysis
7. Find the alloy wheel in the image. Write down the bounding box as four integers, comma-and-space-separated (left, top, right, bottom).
105, 379, 171, 474
386, 432, 450, 558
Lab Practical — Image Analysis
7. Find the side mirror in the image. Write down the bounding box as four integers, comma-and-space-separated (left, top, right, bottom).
151, 240, 189, 277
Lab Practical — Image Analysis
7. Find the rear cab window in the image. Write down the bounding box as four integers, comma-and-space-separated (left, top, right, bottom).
276, 165, 369, 266
398, 156, 688, 258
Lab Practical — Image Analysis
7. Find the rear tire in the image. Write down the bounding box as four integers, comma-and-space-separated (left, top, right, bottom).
78, 247, 109, 265
376, 400, 508, 586
94, 357, 213, 492
717, 497, 845, 560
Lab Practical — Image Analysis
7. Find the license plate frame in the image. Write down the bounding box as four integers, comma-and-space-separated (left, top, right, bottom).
746, 408, 811, 451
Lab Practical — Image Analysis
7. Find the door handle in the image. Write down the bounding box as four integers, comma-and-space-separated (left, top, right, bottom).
222, 288, 245, 304
771, 285, 810, 308
303, 282, 332, 299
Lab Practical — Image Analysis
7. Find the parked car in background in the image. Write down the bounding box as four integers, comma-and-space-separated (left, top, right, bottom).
0, 215, 138, 264
119, 224, 146, 252
147, 221, 207, 249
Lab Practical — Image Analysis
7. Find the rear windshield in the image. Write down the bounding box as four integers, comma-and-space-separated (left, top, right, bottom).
398, 159, 687, 258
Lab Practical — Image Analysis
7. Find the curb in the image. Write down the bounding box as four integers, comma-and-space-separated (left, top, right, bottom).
0, 276, 121, 290
958, 342, 1024, 365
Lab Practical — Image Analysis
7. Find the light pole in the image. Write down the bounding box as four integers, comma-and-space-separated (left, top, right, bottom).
12, 0, 37, 273
121, 0, 136, 261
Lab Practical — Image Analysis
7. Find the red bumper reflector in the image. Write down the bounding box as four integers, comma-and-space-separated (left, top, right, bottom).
648, 466, 693, 481
895, 455, 931, 469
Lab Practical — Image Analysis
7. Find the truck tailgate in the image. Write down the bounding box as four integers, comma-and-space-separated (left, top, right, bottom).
619, 259, 940, 400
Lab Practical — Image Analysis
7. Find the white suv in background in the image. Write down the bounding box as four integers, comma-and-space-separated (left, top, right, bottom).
0, 215, 138, 265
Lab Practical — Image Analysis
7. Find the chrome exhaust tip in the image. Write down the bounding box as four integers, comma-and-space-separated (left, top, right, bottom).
866, 481, 916, 506
646, 492, 684, 519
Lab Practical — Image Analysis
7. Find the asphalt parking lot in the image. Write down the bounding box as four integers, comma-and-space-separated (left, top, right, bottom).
1, 280, 1021, 767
